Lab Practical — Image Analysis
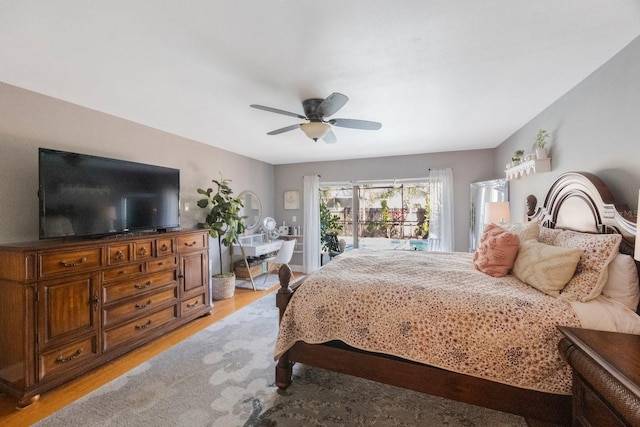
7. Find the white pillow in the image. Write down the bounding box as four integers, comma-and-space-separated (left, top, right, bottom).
601, 253, 640, 311
502, 220, 539, 242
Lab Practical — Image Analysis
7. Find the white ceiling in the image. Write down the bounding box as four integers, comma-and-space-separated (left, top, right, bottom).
1, 1, 639, 165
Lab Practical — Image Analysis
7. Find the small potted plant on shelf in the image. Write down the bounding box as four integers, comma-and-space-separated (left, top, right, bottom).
196, 175, 247, 300
534, 129, 550, 159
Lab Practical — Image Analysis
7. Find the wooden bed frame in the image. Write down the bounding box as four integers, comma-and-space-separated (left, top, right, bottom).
275, 171, 638, 426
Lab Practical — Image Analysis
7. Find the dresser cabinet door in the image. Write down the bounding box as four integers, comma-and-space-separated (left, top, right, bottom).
37, 272, 100, 350
180, 251, 208, 298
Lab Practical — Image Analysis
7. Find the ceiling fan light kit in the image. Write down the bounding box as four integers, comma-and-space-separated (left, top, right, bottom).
300, 122, 330, 142
250, 92, 381, 144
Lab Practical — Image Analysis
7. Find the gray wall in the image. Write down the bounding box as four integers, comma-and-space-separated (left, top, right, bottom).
274, 149, 497, 254
495, 35, 640, 221
0, 82, 275, 275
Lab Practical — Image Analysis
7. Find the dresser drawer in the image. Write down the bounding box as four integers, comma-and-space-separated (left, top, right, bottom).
39, 248, 102, 278
103, 285, 178, 327
181, 293, 208, 316
107, 243, 131, 265
133, 240, 154, 260
102, 305, 178, 352
147, 255, 178, 273
177, 233, 207, 252
39, 335, 99, 381
101, 262, 144, 284
102, 270, 176, 304
156, 238, 175, 256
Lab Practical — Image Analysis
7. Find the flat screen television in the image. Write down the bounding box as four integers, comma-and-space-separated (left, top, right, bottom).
39, 148, 180, 239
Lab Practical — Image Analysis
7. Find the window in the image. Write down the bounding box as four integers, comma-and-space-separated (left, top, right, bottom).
320, 179, 430, 251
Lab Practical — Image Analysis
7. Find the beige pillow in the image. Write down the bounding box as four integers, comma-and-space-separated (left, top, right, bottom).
502, 220, 539, 242
553, 230, 622, 302
472, 224, 520, 277
512, 240, 582, 297
602, 253, 640, 311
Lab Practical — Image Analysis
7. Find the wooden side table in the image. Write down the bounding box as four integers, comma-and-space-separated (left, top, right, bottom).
558, 326, 640, 426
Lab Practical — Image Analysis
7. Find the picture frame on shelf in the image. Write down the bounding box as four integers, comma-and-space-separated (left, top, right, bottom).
284, 190, 300, 210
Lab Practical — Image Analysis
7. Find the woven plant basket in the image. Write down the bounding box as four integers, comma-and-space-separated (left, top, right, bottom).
212, 274, 236, 300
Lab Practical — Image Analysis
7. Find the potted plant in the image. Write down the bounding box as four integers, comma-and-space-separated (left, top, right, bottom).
320, 203, 343, 264
196, 176, 247, 300
534, 129, 550, 159
513, 149, 525, 165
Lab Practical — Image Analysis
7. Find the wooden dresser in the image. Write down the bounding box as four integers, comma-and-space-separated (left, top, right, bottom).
0, 229, 210, 407
558, 326, 640, 426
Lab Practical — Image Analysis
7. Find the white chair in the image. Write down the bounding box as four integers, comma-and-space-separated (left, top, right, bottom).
263, 239, 296, 285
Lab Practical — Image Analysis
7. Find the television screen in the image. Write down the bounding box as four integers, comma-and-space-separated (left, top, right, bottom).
39, 148, 180, 239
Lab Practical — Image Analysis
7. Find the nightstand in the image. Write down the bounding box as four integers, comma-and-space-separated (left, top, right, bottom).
558, 326, 640, 426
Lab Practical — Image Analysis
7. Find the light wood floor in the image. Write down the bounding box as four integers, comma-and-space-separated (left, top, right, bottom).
0, 284, 282, 427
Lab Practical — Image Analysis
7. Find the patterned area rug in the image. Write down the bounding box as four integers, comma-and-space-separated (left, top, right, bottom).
35, 292, 526, 426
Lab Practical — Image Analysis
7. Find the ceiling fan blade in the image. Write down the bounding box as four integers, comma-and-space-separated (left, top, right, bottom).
322, 129, 337, 144
317, 93, 349, 117
329, 118, 382, 130
266, 123, 302, 135
250, 104, 306, 120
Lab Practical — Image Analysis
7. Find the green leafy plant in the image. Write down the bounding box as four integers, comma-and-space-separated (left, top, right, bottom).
514, 149, 525, 160
196, 176, 246, 276
535, 129, 550, 149
320, 202, 343, 252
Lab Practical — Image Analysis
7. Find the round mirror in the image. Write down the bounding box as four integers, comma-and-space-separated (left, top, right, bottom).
239, 191, 262, 230
263, 216, 276, 231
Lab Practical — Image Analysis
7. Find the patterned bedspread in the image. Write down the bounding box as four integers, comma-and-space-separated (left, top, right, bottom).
274, 249, 582, 394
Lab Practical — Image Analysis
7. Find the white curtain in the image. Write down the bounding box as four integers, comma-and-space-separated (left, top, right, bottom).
429, 168, 454, 252
303, 175, 320, 273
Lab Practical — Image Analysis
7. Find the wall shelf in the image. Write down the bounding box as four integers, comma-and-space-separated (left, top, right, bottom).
505, 158, 551, 180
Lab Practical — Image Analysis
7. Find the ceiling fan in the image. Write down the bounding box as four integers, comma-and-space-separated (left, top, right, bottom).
250, 92, 382, 143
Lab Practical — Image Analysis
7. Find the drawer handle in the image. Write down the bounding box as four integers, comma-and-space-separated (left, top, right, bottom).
135, 319, 152, 330
134, 281, 151, 290
59, 257, 87, 267
186, 300, 199, 308
160, 244, 169, 252
56, 348, 83, 364
115, 250, 124, 260
140, 247, 148, 255
135, 299, 152, 309
184, 240, 197, 247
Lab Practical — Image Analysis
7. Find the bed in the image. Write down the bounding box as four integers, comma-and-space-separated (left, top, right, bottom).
273, 172, 640, 425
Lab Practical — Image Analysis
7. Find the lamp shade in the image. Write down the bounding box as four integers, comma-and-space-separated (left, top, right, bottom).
300, 122, 330, 141
635, 190, 640, 261
484, 201, 510, 225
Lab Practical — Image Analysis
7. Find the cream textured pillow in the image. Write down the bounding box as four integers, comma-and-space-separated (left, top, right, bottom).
502, 220, 539, 242
602, 253, 640, 311
512, 240, 582, 297
538, 226, 562, 246
554, 230, 622, 302
472, 224, 520, 277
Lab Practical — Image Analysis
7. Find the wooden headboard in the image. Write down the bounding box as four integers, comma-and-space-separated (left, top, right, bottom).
529, 172, 639, 308
530, 171, 636, 255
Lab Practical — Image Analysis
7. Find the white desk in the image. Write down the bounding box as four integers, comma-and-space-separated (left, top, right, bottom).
233, 233, 282, 257
232, 234, 282, 290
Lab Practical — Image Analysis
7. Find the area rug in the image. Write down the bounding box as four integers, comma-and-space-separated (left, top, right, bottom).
35, 292, 526, 427
235, 272, 281, 290
235, 271, 302, 291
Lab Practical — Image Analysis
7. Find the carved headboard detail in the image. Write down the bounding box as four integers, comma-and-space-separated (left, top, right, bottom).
529, 171, 637, 258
